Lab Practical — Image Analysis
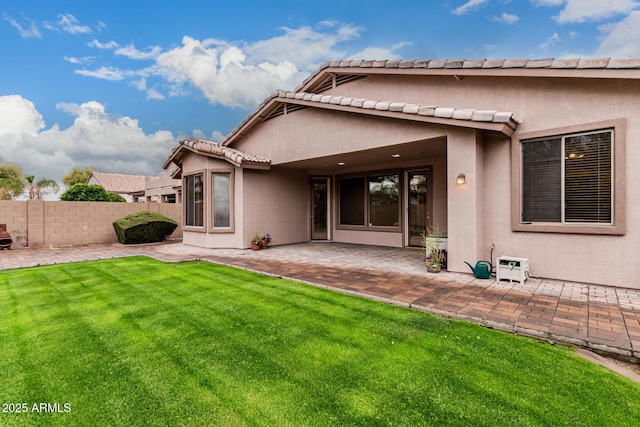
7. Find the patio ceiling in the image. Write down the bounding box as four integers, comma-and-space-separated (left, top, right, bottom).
277, 136, 446, 170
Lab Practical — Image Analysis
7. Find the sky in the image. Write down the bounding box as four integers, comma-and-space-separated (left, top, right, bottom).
1, 0, 639, 190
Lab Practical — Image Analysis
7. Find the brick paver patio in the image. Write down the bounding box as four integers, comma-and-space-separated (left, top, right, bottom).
1, 241, 639, 361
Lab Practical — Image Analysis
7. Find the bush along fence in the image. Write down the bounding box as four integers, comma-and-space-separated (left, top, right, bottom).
0, 200, 182, 249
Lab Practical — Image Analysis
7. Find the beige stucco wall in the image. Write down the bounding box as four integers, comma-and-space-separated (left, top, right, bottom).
0, 200, 182, 248
243, 167, 309, 247
236, 108, 449, 165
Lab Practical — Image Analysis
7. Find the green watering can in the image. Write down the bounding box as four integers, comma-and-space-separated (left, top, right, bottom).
464, 261, 493, 279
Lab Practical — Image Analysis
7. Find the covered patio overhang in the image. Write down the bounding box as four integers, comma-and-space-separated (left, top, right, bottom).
275, 136, 447, 171
222, 90, 518, 149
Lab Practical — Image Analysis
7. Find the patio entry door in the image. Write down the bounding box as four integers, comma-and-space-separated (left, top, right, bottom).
311, 177, 329, 240
407, 169, 432, 247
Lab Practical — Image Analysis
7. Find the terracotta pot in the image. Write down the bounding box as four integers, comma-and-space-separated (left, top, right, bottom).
261, 239, 268, 249
251, 242, 261, 251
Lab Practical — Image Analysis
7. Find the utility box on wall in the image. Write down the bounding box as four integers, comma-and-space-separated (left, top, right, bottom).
497, 256, 529, 283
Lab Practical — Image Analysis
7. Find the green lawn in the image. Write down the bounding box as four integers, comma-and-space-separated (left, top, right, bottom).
1, 257, 639, 426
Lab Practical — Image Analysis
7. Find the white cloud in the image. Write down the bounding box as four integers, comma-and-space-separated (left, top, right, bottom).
132, 78, 147, 91
245, 24, 362, 71
155, 35, 306, 108
75, 66, 135, 81
538, 33, 561, 50
192, 129, 208, 140
554, 0, 640, 23
192, 129, 226, 143
64, 56, 82, 64
54, 14, 92, 34
452, 0, 491, 15
64, 56, 95, 65
0, 96, 45, 135
146, 88, 164, 100
210, 131, 226, 142
493, 13, 520, 24
114, 43, 163, 60
348, 47, 401, 60
151, 23, 370, 108
532, 0, 564, 6
595, 10, 640, 57
0, 96, 176, 184
88, 39, 119, 50
4, 14, 42, 38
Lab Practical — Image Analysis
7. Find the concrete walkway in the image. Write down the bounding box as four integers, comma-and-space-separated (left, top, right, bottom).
1, 241, 639, 362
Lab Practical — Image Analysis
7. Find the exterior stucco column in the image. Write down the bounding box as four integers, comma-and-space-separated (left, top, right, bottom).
446, 128, 483, 274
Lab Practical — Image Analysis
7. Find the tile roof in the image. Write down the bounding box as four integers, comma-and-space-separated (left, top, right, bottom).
89, 172, 147, 194
213, 57, 638, 148
275, 90, 518, 128
311, 57, 640, 73
296, 57, 640, 93
164, 138, 271, 170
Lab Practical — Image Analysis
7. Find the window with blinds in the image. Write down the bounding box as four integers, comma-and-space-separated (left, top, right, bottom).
521, 130, 613, 224
185, 174, 204, 227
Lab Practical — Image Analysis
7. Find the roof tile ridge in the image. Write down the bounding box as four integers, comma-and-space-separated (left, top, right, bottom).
277, 90, 519, 124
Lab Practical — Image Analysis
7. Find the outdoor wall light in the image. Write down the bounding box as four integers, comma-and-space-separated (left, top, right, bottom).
337, 162, 345, 166
456, 173, 466, 185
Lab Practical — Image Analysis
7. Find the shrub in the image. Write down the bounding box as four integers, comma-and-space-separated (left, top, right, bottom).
113, 211, 178, 244
60, 183, 125, 202
107, 192, 127, 202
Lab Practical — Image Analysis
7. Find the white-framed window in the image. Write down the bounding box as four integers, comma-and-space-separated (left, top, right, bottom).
211, 172, 231, 228
521, 130, 612, 225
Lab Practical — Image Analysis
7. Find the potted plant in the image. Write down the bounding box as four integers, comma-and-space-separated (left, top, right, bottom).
251, 232, 262, 250
261, 233, 271, 249
421, 225, 444, 273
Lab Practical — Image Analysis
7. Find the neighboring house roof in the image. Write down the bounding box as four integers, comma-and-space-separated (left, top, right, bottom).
163, 137, 271, 172
88, 172, 147, 194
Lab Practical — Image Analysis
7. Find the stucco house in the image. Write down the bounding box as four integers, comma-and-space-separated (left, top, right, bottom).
164, 58, 640, 289
88, 171, 180, 203
88, 171, 147, 202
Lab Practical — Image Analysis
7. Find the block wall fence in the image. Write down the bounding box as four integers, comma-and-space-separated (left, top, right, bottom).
0, 200, 183, 249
